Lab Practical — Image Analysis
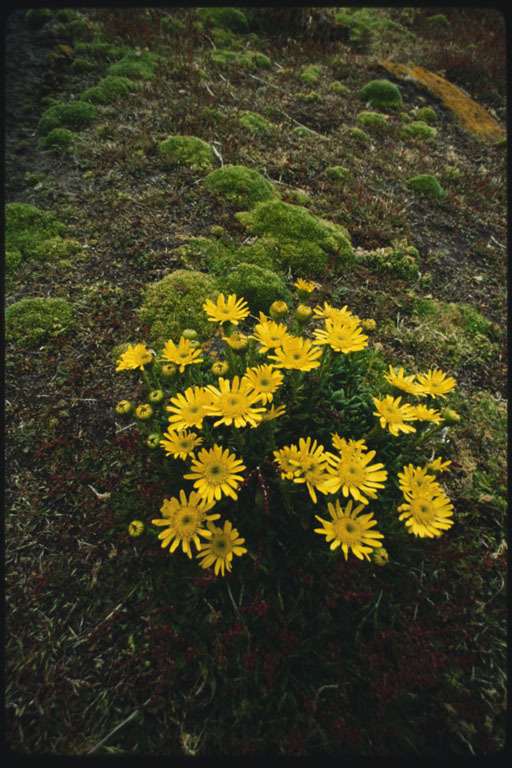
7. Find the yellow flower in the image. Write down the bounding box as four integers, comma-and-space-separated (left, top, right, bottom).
260, 404, 287, 422
294, 278, 316, 297
223, 331, 249, 353
289, 436, 333, 503
184, 444, 246, 505
411, 404, 443, 424
373, 395, 417, 436
196, 519, 247, 576
314, 499, 384, 561
295, 304, 313, 327
160, 363, 177, 379
115, 399, 133, 415
371, 546, 389, 566
273, 444, 303, 479
397, 464, 441, 496
397, 489, 454, 538
312, 317, 368, 354
325, 444, 387, 504
269, 300, 288, 320
161, 336, 203, 373
242, 364, 283, 405
204, 376, 266, 428
383, 366, 424, 396
269, 334, 322, 371
151, 490, 220, 558
251, 316, 289, 352
166, 386, 213, 432
203, 293, 250, 325
160, 429, 203, 460
361, 318, 376, 331
415, 368, 456, 398
427, 457, 452, 473
135, 403, 153, 420
313, 302, 355, 324
331, 434, 367, 458
441, 407, 460, 424
128, 520, 144, 537
116, 343, 153, 371
211, 360, 229, 377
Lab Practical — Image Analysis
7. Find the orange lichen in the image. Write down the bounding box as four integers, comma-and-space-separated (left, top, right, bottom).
379, 61, 505, 143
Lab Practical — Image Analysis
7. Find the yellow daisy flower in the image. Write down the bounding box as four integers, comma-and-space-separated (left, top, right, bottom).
166, 386, 213, 432
115, 343, 153, 371
251, 316, 289, 353
294, 277, 316, 295
273, 444, 303, 480
313, 302, 355, 323
260, 404, 287, 422
325, 445, 388, 504
289, 436, 333, 503
184, 444, 246, 505
411, 404, 444, 424
196, 519, 247, 576
223, 331, 249, 353
151, 490, 220, 558
427, 457, 452, 474
383, 366, 425, 396
314, 499, 384, 560
312, 317, 368, 354
204, 376, 267, 428
373, 395, 417, 436
397, 488, 454, 538
242, 364, 284, 405
415, 368, 456, 398
397, 464, 441, 496
268, 334, 323, 371
161, 336, 203, 373
159, 429, 203, 460
203, 293, 250, 325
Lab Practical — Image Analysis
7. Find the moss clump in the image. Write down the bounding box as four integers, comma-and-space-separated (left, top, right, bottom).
5, 297, 75, 348
300, 64, 321, 86
157, 135, 215, 170
408, 174, 444, 200
224, 263, 292, 315
6, 250, 22, 274
39, 127, 75, 151
349, 126, 369, 142
37, 101, 96, 136
358, 238, 420, 281
416, 106, 437, 124
330, 80, 350, 95
32, 237, 83, 263
237, 110, 275, 135
25, 8, 53, 29
235, 199, 355, 277
293, 125, 316, 138
359, 79, 403, 110
195, 7, 249, 33
5, 203, 66, 262
72, 57, 96, 73
161, 16, 186, 35
401, 120, 437, 140
203, 165, 278, 209
108, 50, 158, 79
356, 111, 388, 130
326, 166, 351, 182
138, 270, 220, 346
209, 49, 271, 70
81, 76, 134, 105
73, 42, 129, 60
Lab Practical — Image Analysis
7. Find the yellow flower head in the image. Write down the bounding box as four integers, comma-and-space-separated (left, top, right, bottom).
273, 444, 303, 480
295, 304, 313, 326
384, 366, 424, 397
415, 368, 456, 399
161, 336, 203, 373
269, 300, 289, 320
204, 376, 267, 428
269, 334, 323, 371
411, 404, 444, 424
211, 360, 229, 377
184, 444, 246, 505
116, 343, 153, 371
313, 302, 354, 324
314, 499, 384, 560
397, 464, 441, 496
135, 403, 153, 421
361, 318, 377, 331
166, 386, 213, 432
116, 399, 133, 415
325, 444, 387, 504
260, 404, 287, 422
128, 520, 144, 537
373, 395, 417, 436
242, 364, 284, 405
251, 317, 289, 353
203, 293, 250, 325
223, 331, 249, 353
152, 490, 220, 558
427, 457, 452, 474
289, 436, 333, 503
294, 278, 316, 296
397, 488, 454, 538
196, 519, 247, 576
313, 317, 368, 354
160, 429, 203, 460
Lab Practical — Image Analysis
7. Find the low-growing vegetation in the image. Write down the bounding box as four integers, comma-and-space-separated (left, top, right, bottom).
5, 6, 506, 758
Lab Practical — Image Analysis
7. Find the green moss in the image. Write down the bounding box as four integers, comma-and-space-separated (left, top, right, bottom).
427, 14, 449, 26
300, 64, 321, 86
37, 101, 96, 136
73, 42, 129, 60
39, 127, 75, 151
108, 50, 158, 79
235, 199, 355, 277
32, 237, 82, 263
292, 125, 316, 138
195, 7, 249, 33
401, 120, 437, 140
81, 76, 134, 104
5, 203, 66, 262
237, 110, 275, 134
326, 166, 351, 182
224, 263, 293, 315
358, 238, 420, 281
138, 270, 220, 346
5, 297, 75, 348
55, 9, 77, 23
330, 80, 350, 95
416, 106, 437, 124
25, 9, 53, 29
356, 111, 388, 130
349, 127, 369, 142
407, 174, 444, 199
211, 27, 242, 49
72, 57, 96, 73
204, 165, 278, 209
6, 250, 22, 273
157, 135, 215, 170
209, 49, 271, 70
161, 17, 186, 35
359, 79, 403, 110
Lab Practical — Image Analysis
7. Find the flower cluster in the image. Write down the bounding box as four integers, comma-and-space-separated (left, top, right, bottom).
115, 283, 458, 575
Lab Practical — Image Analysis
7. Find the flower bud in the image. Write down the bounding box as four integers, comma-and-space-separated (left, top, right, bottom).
160, 363, 177, 379
269, 300, 288, 320
224, 331, 249, 354
295, 304, 313, 326
148, 389, 165, 404
146, 432, 161, 449
361, 318, 376, 331
116, 399, 133, 415
135, 403, 153, 420
441, 408, 460, 425
211, 360, 229, 376
371, 547, 389, 566
128, 520, 144, 537
181, 328, 198, 340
